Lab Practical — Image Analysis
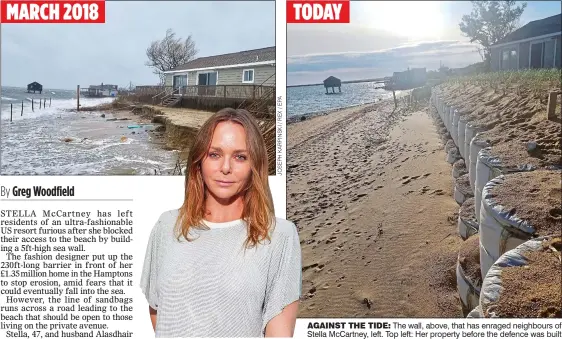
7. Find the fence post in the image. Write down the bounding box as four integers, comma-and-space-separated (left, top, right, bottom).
224, 85, 227, 98
547, 91, 559, 121
21, 101, 23, 116
10, 103, 13, 122
253, 85, 256, 100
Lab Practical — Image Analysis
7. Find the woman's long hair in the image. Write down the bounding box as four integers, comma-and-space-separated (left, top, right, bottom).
175, 108, 275, 248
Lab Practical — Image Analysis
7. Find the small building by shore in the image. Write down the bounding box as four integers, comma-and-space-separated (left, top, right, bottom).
27, 82, 43, 94
84, 83, 118, 97
390, 68, 427, 90
324, 76, 341, 94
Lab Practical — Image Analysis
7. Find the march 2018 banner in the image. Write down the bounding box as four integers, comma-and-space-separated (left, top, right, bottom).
1, 0, 561, 338
0, 0, 106, 23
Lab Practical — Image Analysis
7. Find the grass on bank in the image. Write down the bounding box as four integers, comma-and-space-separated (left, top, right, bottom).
445, 68, 561, 97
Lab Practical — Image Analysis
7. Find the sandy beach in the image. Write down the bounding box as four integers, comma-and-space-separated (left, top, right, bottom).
288, 99, 464, 317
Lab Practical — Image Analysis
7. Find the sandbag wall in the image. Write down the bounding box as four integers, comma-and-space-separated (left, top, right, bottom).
429, 90, 562, 318
430, 91, 481, 317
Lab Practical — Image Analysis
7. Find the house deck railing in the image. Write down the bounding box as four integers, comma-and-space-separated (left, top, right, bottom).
135, 85, 274, 100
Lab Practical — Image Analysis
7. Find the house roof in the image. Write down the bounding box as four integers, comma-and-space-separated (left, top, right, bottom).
323, 76, 341, 86
168, 46, 275, 72
89, 84, 117, 90
494, 14, 561, 45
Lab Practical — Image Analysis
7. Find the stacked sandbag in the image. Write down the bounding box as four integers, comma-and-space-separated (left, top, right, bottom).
479, 170, 561, 278
468, 135, 490, 195
479, 236, 561, 318
451, 108, 460, 146
457, 116, 468, 159
466, 306, 482, 318
457, 235, 482, 316
474, 147, 536, 221
458, 198, 478, 240
454, 174, 473, 205
446, 143, 461, 164
452, 159, 467, 179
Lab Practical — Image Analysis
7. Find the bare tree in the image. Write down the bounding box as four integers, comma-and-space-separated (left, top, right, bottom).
459, 1, 526, 68
145, 29, 198, 85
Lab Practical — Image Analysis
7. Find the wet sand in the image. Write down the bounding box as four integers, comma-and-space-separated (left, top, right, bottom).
288, 99, 463, 317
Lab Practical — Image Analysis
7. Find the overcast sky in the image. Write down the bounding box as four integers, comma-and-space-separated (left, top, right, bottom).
1, 1, 275, 90
288, 1, 561, 86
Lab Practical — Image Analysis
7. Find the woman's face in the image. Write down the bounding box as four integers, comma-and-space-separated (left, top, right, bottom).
201, 121, 252, 202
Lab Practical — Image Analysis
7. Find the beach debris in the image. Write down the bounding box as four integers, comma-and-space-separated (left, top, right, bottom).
131, 131, 136, 135
127, 125, 141, 129
120, 136, 128, 142
61, 137, 73, 143
362, 298, 372, 309
526, 141, 537, 153
101, 113, 105, 118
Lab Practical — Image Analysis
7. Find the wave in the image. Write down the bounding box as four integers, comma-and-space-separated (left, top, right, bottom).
1, 96, 17, 101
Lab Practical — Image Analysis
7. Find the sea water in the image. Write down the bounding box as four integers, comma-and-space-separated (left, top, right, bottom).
287, 81, 398, 118
1, 86, 179, 175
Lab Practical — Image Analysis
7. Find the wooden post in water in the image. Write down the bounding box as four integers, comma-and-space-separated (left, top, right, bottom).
44, 98, 47, 108
32, 99, 34, 112
39, 98, 42, 109
49, 97, 52, 107
21, 101, 23, 116
10, 104, 12, 122
77, 85, 80, 111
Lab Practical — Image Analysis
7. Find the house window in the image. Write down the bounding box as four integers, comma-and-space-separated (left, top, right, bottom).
173, 75, 187, 88
197, 72, 218, 86
501, 48, 517, 70
243, 69, 254, 83
530, 39, 556, 69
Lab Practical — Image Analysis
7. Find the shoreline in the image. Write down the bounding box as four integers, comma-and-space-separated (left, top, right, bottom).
76, 101, 215, 157
287, 90, 411, 124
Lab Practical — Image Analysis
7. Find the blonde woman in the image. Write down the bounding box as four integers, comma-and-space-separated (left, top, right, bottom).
140, 108, 301, 337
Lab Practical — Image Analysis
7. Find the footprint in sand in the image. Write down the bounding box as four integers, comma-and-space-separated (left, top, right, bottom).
314, 264, 325, 272
419, 186, 431, 194
325, 236, 338, 244
302, 263, 319, 272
